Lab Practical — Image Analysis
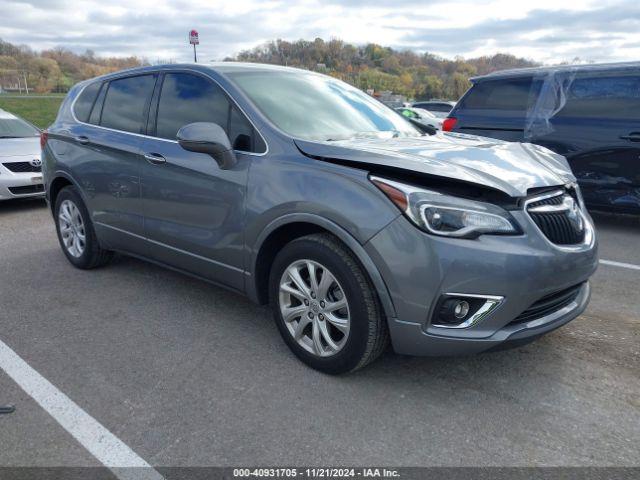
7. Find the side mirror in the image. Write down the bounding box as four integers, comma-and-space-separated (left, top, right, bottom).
177, 122, 237, 169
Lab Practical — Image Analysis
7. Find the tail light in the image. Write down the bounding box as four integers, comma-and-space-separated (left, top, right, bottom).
442, 117, 457, 132
40, 130, 49, 149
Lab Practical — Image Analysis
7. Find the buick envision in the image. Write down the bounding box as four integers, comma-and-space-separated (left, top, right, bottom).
42, 64, 598, 373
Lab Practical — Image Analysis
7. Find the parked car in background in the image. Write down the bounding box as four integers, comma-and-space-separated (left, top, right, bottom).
444, 62, 640, 214
412, 100, 455, 119
395, 106, 442, 130
0, 109, 44, 201
43, 64, 597, 373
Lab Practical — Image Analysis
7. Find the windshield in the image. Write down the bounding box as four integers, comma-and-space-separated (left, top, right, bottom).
0, 116, 39, 138
226, 70, 421, 141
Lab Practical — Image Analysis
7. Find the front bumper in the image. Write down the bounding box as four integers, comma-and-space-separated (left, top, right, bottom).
0, 162, 45, 200
364, 210, 598, 356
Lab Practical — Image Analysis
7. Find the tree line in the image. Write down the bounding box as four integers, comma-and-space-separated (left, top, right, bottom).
0, 39, 144, 93
230, 38, 539, 100
1, 37, 539, 99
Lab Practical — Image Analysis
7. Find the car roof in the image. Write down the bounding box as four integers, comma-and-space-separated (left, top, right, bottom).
82, 62, 325, 85
472, 61, 640, 82
413, 100, 454, 105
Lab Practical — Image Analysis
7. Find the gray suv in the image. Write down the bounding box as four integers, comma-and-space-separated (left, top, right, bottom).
42, 63, 598, 373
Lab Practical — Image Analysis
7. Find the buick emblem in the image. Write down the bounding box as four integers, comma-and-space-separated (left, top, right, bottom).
564, 197, 584, 232
30, 158, 42, 168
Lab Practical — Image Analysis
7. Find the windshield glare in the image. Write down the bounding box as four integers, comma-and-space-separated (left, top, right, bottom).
0, 117, 39, 138
227, 70, 421, 141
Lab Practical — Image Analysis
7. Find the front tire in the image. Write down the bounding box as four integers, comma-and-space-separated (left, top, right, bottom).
269, 233, 389, 374
54, 186, 113, 269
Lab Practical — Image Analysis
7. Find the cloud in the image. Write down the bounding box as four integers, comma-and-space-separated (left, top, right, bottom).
1, 0, 639, 64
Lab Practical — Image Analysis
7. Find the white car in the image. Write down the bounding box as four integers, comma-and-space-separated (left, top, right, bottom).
395, 106, 443, 130
0, 109, 44, 200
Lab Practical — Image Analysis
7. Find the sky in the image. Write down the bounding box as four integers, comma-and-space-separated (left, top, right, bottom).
1, 0, 639, 64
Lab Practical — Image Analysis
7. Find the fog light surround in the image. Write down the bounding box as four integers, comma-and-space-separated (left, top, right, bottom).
432, 293, 504, 329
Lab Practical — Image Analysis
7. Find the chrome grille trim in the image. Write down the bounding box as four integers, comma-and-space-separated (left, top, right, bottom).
524, 188, 595, 252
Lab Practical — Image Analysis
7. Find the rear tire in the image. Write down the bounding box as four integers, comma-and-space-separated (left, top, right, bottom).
269, 233, 389, 374
54, 186, 113, 269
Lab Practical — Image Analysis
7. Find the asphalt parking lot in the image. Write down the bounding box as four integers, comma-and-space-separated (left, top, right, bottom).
0, 198, 638, 470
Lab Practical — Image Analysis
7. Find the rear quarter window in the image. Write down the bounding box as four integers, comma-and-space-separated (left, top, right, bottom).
73, 82, 101, 122
461, 77, 541, 111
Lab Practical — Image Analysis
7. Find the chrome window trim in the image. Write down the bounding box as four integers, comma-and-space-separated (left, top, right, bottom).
431, 293, 504, 329
69, 68, 269, 157
523, 188, 595, 252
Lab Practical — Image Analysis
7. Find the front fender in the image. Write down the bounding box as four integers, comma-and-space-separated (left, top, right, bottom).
247, 212, 398, 320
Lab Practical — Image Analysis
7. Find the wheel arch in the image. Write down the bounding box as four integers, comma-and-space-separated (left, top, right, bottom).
48, 171, 84, 214
248, 213, 397, 320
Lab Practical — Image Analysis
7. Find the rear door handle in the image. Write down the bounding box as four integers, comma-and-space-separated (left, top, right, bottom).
619, 132, 640, 142
144, 153, 167, 165
75, 135, 90, 145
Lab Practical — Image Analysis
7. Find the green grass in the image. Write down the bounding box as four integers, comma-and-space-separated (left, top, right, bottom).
0, 95, 66, 129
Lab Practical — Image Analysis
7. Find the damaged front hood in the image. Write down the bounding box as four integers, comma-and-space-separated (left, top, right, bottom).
295, 132, 575, 197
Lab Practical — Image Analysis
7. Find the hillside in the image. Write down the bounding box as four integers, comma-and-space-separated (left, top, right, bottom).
0, 39, 145, 93
1, 37, 539, 99
230, 39, 539, 100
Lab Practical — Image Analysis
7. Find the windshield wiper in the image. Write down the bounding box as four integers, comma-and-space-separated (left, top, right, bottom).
0, 135, 21, 139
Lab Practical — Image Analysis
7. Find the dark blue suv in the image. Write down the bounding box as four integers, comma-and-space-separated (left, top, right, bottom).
444, 62, 640, 214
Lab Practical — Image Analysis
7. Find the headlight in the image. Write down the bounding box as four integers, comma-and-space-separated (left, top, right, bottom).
371, 176, 520, 238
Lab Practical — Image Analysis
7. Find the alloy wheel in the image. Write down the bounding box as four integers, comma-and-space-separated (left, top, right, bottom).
58, 199, 86, 258
279, 259, 350, 357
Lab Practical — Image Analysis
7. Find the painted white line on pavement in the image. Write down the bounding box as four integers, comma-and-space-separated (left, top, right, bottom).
0, 339, 164, 480
600, 259, 640, 271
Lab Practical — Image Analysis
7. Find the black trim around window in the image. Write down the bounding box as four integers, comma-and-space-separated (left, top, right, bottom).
71, 68, 268, 155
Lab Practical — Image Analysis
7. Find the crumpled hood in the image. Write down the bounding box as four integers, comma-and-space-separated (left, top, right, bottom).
295, 132, 575, 197
0, 137, 41, 158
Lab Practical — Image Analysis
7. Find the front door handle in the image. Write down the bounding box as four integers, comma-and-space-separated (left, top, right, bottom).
144, 153, 167, 165
75, 135, 90, 145
619, 132, 640, 142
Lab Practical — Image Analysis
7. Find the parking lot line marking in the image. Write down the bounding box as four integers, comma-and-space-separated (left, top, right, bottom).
0, 339, 164, 480
600, 259, 640, 271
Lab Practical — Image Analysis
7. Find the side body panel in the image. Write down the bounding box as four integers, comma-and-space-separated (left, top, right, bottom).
140, 136, 250, 289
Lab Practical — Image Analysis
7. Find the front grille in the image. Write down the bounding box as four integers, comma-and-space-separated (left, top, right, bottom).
8, 184, 45, 195
526, 191, 585, 245
2, 161, 41, 173
510, 283, 583, 326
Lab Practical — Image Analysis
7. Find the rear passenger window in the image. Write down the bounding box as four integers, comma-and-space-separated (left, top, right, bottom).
73, 82, 101, 122
155, 72, 265, 153
101, 75, 156, 134
556, 75, 640, 120
462, 78, 540, 111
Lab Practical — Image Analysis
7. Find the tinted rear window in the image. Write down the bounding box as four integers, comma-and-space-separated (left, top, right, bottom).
73, 82, 101, 122
101, 75, 156, 134
556, 75, 640, 120
462, 78, 540, 111
414, 103, 451, 112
